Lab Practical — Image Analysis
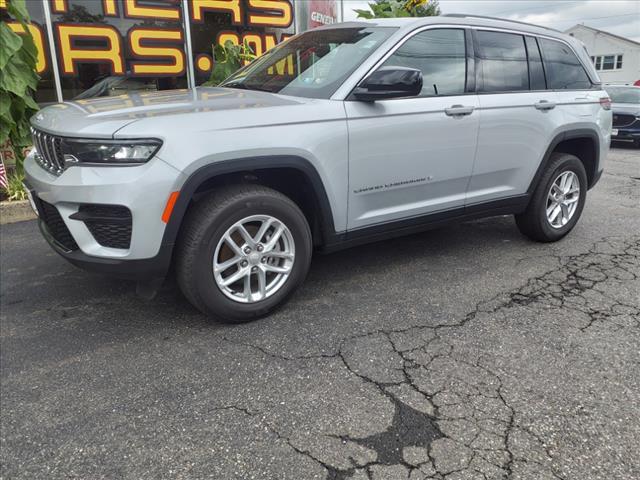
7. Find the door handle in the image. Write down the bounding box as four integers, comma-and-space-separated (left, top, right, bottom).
534, 100, 556, 111
445, 105, 474, 117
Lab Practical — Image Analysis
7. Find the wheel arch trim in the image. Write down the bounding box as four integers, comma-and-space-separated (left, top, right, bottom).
162, 155, 338, 249
528, 128, 602, 194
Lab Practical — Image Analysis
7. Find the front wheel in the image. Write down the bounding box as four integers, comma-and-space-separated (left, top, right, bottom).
175, 185, 312, 322
515, 152, 588, 242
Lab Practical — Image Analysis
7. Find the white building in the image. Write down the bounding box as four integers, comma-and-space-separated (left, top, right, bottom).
565, 24, 640, 85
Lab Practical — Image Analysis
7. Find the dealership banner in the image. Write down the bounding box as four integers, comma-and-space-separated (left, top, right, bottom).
2, 0, 342, 104
295, 0, 339, 31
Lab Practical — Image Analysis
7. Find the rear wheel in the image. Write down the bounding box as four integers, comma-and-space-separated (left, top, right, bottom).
176, 185, 312, 322
516, 153, 587, 242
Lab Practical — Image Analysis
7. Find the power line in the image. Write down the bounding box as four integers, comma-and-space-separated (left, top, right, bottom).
492, 1, 581, 16
443, 2, 638, 25
542, 12, 640, 24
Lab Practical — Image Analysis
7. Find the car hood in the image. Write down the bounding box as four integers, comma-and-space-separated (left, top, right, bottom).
611, 103, 640, 116
30, 87, 309, 138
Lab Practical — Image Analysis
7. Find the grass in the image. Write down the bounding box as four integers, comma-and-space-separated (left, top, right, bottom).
3, 171, 27, 202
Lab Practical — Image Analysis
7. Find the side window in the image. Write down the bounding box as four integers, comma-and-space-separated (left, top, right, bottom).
381, 29, 466, 97
525, 36, 546, 90
476, 30, 529, 92
538, 38, 592, 90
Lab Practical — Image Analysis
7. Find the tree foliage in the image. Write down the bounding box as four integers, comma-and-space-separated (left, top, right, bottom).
355, 0, 441, 19
204, 40, 256, 86
0, 0, 39, 173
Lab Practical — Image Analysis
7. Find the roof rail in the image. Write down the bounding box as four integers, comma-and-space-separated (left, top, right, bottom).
441, 13, 561, 33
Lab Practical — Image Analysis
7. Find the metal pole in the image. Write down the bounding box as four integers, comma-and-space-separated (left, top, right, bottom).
182, 0, 196, 90
42, 0, 63, 102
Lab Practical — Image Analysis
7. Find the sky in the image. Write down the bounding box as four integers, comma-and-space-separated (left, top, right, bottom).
341, 0, 640, 41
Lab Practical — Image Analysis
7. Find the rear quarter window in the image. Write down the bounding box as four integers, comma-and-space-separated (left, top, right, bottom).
538, 38, 592, 90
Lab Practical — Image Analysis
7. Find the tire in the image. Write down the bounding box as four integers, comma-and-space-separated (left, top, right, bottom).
515, 152, 588, 243
175, 184, 312, 323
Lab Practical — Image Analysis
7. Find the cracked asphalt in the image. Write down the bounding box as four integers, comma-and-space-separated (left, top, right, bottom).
1, 146, 639, 480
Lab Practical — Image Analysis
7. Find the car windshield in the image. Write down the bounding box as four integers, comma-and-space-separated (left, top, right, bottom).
606, 87, 640, 104
220, 27, 396, 99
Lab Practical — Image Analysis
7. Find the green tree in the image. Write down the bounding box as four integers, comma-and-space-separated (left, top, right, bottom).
355, 0, 441, 19
0, 0, 39, 174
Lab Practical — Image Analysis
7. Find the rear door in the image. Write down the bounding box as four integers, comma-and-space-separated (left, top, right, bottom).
536, 37, 601, 130
345, 28, 479, 230
466, 30, 565, 205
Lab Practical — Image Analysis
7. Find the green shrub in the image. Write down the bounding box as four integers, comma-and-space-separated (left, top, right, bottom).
4, 170, 27, 201
0, 0, 40, 175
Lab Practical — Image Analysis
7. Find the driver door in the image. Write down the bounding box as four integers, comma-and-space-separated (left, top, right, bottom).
345, 28, 479, 230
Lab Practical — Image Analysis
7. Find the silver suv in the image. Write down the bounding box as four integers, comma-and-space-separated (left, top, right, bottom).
25, 15, 612, 322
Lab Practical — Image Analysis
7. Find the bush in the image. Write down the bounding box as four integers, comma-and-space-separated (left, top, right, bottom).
4, 170, 27, 201
0, 0, 40, 175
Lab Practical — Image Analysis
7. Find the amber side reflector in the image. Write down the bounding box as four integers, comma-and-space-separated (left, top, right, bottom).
161, 191, 180, 223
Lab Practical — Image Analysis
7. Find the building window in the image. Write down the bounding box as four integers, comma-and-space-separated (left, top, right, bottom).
16, 0, 306, 102
592, 54, 623, 71
602, 55, 616, 70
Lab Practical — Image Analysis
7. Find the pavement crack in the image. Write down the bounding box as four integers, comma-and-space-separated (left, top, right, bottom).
205, 237, 638, 479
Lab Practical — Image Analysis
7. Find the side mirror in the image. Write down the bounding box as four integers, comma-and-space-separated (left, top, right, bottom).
353, 66, 423, 102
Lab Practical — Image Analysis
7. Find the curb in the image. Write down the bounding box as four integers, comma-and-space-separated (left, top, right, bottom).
0, 200, 37, 224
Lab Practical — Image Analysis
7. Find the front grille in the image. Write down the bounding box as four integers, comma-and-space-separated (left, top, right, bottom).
612, 114, 636, 128
76, 205, 132, 250
39, 200, 79, 251
30, 127, 65, 175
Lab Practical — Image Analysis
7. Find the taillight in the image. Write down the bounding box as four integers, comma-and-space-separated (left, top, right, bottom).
600, 97, 611, 110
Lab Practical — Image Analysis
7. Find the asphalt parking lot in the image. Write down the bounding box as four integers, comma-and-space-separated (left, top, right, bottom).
1, 146, 639, 480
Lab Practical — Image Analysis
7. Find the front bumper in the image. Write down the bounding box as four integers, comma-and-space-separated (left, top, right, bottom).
612, 116, 640, 143
611, 128, 640, 143
24, 151, 186, 279
37, 217, 174, 280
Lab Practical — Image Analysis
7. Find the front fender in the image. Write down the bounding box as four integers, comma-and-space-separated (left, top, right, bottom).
160, 155, 339, 249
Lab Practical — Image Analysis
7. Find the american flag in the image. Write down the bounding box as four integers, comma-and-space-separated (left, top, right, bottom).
0, 155, 8, 190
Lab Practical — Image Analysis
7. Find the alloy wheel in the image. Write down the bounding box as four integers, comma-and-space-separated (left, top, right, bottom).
546, 171, 580, 229
213, 215, 295, 303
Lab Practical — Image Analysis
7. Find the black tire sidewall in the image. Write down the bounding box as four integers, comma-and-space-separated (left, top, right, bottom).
535, 156, 587, 241
191, 194, 311, 321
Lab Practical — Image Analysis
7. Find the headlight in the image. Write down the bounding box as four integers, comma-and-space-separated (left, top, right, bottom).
61, 139, 161, 166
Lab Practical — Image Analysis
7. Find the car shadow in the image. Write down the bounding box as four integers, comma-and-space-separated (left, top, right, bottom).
152, 214, 528, 321
0, 215, 540, 371
6, 215, 527, 331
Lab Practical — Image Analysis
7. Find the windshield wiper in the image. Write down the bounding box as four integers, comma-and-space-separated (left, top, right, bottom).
222, 82, 276, 93
222, 82, 249, 90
